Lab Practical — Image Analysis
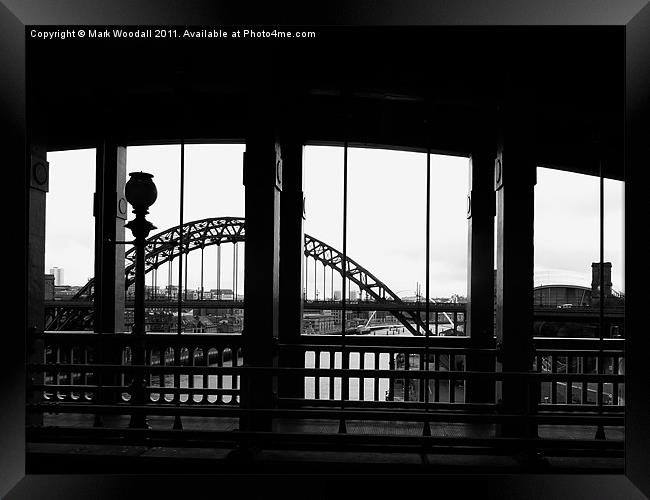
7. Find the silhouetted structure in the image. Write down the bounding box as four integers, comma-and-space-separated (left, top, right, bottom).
25, 27, 630, 477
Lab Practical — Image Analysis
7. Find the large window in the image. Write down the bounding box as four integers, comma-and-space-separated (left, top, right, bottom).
304, 146, 469, 308
534, 167, 624, 407
45, 149, 96, 292
44, 148, 96, 338
125, 143, 245, 333
534, 167, 624, 337
303, 145, 469, 401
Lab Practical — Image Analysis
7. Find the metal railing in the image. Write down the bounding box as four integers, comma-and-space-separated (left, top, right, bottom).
30, 332, 624, 420
29, 295, 626, 468
533, 337, 624, 408
38, 333, 244, 406
27, 328, 625, 464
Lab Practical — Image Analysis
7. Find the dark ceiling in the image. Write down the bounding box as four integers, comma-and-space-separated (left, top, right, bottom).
27, 27, 624, 179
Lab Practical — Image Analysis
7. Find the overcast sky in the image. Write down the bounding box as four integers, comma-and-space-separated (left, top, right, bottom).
45, 145, 624, 297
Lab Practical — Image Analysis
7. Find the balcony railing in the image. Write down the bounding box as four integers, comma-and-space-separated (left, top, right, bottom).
29, 331, 624, 455
29, 298, 625, 468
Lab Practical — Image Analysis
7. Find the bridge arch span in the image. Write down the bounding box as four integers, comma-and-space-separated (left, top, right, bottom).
52, 217, 428, 335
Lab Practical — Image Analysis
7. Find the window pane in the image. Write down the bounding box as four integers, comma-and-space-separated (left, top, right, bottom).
534, 168, 624, 338
45, 149, 96, 330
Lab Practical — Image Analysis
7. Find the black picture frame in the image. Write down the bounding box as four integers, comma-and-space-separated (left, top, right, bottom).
6, 1, 649, 498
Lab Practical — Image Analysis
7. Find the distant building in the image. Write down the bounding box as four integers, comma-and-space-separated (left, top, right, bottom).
196, 315, 218, 332
53, 285, 82, 299
532, 262, 623, 308
144, 285, 162, 299
44, 274, 55, 300
209, 288, 234, 300
333, 290, 341, 301
303, 312, 336, 334
50, 267, 64, 286
531, 262, 624, 338
533, 284, 592, 308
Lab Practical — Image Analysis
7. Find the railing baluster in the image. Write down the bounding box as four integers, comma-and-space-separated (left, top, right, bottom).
158, 348, 165, 402
177, 347, 184, 404
144, 346, 151, 402
535, 354, 543, 405
374, 352, 380, 402
612, 355, 619, 406
204, 347, 212, 404
404, 351, 410, 402
69, 347, 75, 398
216, 349, 223, 404
551, 355, 557, 404
567, 355, 574, 404
147, 348, 154, 403
55, 347, 62, 400
199, 348, 207, 403
581, 355, 589, 404
388, 352, 395, 402
158, 347, 165, 402
232, 348, 240, 405
596, 352, 604, 408
83, 347, 90, 400
434, 353, 440, 403
329, 350, 335, 400
314, 349, 321, 400
419, 352, 425, 402
167, 347, 174, 403
460, 354, 466, 403
359, 350, 365, 401
449, 354, 456, 404
188, 347, 195, 404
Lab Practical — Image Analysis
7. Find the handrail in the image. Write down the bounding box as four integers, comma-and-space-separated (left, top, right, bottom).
28, 363, 625, 382
27, 402, 624, 425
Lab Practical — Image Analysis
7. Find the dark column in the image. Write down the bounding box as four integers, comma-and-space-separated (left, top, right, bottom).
26, 144, 49, 427
240, 96, 282, 432
278, 130, 305, 402
465, 139, 496, 404
94, 139, 127, 334
625, 9, 649, 494
93, 131, 127, 414
494, 99, 537, 438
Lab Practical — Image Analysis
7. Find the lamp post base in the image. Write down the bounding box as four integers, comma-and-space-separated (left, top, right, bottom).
128, 415, 151, 429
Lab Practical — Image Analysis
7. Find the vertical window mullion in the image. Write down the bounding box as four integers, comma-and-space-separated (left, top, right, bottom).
595, 152, 606, 439
425, 143, 431, 411
177, 140, 185, 333
174, 139, 185, 428
339, 138, 348, 432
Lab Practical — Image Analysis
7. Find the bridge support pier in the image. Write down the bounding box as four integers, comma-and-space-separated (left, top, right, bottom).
26, 143, 49, 428
240, 93, 282, 433
93, 130, 128, 414
278, 118, 306, 402
494, 94, 538, 440
94, 135, 127, 335
465, 133, 496, 405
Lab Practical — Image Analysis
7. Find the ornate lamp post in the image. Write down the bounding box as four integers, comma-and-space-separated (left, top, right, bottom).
124, 172, 157, 429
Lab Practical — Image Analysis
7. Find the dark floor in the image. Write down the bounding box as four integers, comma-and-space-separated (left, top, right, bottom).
28, 413, 624, 474
41, 412, 625, 441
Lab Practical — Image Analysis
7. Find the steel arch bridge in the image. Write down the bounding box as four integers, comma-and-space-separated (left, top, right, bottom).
47, 216, 428, 335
